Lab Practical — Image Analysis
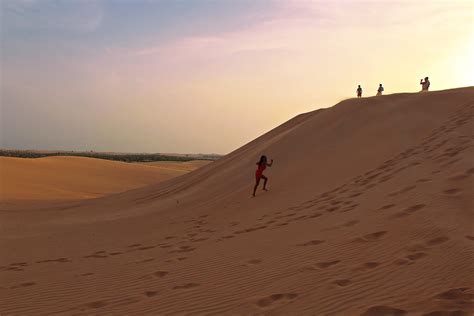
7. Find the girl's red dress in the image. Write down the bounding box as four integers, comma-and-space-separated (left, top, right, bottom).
255, 163, 266, 180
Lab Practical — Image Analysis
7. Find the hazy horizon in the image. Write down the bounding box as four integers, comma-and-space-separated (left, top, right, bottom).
1, 0, 473, 155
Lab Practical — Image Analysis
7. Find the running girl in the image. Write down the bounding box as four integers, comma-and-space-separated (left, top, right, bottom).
253, 155, 273, 197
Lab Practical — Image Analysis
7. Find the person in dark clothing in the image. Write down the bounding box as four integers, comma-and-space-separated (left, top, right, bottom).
377, 84, 384, 96
356, 85, 363, 98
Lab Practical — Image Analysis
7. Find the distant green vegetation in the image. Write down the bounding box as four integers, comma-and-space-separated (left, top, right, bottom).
0, 150, 221, 163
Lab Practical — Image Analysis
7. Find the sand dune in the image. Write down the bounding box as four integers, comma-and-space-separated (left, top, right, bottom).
0, 87, 473, 315
0, 156, 208, 201
140, 160, 211, 172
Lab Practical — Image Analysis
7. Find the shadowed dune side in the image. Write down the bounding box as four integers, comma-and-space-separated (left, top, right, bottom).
0, 156, 208, 201
0, 87, 473, 315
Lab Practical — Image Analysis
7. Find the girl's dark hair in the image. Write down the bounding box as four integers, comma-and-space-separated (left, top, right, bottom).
257, 155, 267, 165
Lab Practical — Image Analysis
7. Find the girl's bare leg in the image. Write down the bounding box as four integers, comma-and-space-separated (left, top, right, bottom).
253, 178, 260, 196
262, 176, 268, 191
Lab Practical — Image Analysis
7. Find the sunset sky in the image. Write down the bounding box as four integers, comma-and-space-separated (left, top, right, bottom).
1, 0, 473, 154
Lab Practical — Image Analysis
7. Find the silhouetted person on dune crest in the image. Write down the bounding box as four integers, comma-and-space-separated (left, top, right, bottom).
420, 77, 430, 91
377, 84, 384, 96
253, 155, 273, 197
356, 85, 362, 98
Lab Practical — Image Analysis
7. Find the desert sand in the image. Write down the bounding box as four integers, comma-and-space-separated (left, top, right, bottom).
140, 160, 211, 172
0, 156, 208, 201
0, 87, 473, 315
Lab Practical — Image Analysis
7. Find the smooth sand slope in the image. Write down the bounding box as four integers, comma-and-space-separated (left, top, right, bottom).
140, 160, 211, 172
0, 156, 208, 201
1, 87, 473, 315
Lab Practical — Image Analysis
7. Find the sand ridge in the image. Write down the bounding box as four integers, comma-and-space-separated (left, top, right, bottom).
0, 87, 473, 315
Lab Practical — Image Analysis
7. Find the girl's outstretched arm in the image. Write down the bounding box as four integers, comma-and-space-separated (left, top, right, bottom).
267, 159, 274, 167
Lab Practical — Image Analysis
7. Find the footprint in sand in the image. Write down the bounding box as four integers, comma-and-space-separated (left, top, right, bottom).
326, 206, 340, 212
425, 236, 450, 247
443, 188, 462, 196
135, 258, 154, 264
465, 236, 474, 241
332, 279, 351, 287
341, 203, 359, 212
153, 271, 168, 278
173, 283, 200, 290
84, 253, 108, 259
422, 309, 471, 315
393, 259, 411, 266
137, 246, 155, 251
297, 240, 325, 247
378, 175, 393, 183
83, 301, 108, 309
247, 259, 263, 265
406, 252, 427, 261
10, 282, 36, 289
256, 293, 298, 308
434, 287, 473, 301
379, 204, 396, 211
353, 231, 387, 243
0, 262, 29, 272
234, 225, 267, 234
391, 204, 426, 219
388, 185, 416, 197
417, 178, 432, 183
354, 262, 380, 271
290, 215, 308, 222
128, 243, 142, 248
145, 291, 158, 297
194, 237, 210, 242
343, 220, 359, 227
170, 245, 195, 253
361, 305, 407, 316
447, 172, 470, 181
316, 260, 341, 269
37, 257, 72, 263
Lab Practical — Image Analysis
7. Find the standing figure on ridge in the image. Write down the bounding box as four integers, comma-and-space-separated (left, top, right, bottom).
420, 77, 430, 92
377, 84, 384, 96
356, 85, 363, 98
253, 155, 273, 197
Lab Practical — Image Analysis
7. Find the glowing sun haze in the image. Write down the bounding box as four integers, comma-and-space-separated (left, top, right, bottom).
1, 0, 473, 154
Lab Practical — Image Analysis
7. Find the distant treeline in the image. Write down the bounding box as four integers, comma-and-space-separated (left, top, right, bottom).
0, 150, 221, 163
